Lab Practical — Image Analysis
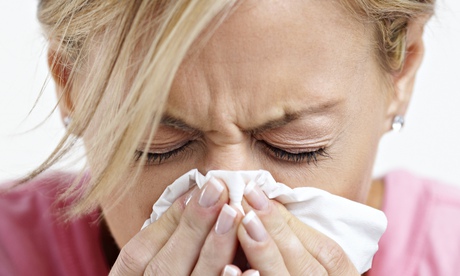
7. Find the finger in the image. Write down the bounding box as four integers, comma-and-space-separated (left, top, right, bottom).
220, 264, 260, 276
274, 203, 358, 275
192, 204, 242, 276
241, 270, 260, 276
242, 183, 326, 275
238, 211, 290, 276
145, 177, 229, 275
221, 265, 242, 276
110, 188, 193, 276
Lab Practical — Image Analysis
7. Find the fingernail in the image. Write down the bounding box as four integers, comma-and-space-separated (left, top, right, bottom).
199, 177, 224, 208
244, 181, 268, 210
185, 186, 199, 206
247, 271, 260, 276
242, 211, 267, 242
215, 204, 237, 235
223, 265, 239, 276
185, 191, 193, 206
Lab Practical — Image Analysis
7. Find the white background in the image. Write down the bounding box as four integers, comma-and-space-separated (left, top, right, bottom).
0, 1, 459, 186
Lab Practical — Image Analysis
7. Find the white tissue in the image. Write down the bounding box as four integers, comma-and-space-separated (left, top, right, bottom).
141, 169, 387, 273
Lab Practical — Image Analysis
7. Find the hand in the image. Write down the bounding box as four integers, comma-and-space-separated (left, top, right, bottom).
110, 177, 243, 276
229, 182, 360, 276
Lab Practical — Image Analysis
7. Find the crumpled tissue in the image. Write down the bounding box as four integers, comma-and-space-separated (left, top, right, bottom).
141, 169, 387, 273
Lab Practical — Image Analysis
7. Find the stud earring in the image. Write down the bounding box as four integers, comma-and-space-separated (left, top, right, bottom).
63, 116, 72, 128
392, 115, 405, 132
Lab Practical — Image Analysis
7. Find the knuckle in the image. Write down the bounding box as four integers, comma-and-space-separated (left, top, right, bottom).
284, 237, 304, 257
161, 204, 181, 228
143, 261, 163, 276
284, 212, 303, 232
175, 196, 219, 238
267, 216, 289, 241
180, 210, 204, 237
299, 255, 328, 276
179, 202, 211, 237
197, 235, 228, 267
113, 237, 153, 274
115, 246, 144, 274
164, 199, 185, 225
198, 242, 216, 262
268, 220, 302, 253
316, 239, 347, 273
144, 249, 181, 276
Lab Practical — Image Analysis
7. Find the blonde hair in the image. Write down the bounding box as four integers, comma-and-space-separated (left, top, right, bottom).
31, 0, 435, 216
340, 0, 435, 73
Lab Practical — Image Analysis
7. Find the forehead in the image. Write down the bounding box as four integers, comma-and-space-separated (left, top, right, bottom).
166, 0, 377, 130
196, 0, 368, 62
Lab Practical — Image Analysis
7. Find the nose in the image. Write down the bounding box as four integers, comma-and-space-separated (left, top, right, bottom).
200, 143, 261, 173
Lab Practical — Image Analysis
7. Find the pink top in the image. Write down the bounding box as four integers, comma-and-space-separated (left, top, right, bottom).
0, 172, 109, 276
1, 170, 459, 275
368, 171, 460, 276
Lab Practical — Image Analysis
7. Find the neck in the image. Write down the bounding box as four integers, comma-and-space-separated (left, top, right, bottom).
366, 178, 385, 210
100, 218, 120, 269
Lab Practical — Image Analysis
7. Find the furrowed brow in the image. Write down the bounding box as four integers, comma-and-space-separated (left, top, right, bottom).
247, 113, 300, 134
247, 100, 342, 134
160, 115, 199, 133
160, 99, 341, 134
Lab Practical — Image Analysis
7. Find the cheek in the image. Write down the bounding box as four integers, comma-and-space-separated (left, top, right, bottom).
101, 167, 193, 247
273, 140, 378, 203
263, 149, 376, 204
326, 100, 386, 202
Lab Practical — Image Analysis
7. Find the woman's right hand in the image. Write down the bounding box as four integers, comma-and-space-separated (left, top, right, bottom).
109, 178, 242, 276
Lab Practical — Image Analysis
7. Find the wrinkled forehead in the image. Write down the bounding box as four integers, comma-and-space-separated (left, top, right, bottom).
108, 0, 374, 97
189, 0, 371, 63
164, 0, 379, 125
173, 0, 375, 91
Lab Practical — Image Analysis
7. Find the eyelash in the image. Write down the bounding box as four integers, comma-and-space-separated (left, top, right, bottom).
134, 141, 193, 165
134, 141, 329, 165
261, 142, 329, 165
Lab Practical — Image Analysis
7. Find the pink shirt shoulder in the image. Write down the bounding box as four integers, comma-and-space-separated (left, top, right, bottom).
369, 170, 460, 276
0, 172, 109, 276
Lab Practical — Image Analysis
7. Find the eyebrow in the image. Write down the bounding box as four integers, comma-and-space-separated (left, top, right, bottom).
160, 100, 341, 134
160, 113, 298, 134
247, 113, 300, 134
160, 115, 198, 133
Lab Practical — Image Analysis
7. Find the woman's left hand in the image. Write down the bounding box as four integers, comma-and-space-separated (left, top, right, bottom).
228, 182, 360, 276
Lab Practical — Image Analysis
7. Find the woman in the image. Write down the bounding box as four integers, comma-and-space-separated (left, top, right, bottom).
1, 0, 460, 275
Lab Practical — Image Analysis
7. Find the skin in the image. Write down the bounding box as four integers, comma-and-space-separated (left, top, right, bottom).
51, 0, 426, 275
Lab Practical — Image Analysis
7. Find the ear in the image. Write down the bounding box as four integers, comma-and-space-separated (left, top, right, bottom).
384, 18, 428, 132
47, 43, 74, 124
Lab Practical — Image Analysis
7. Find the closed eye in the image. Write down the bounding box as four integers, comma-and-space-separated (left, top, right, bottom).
134, 141, 193, 165
261, 141, 330, 165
